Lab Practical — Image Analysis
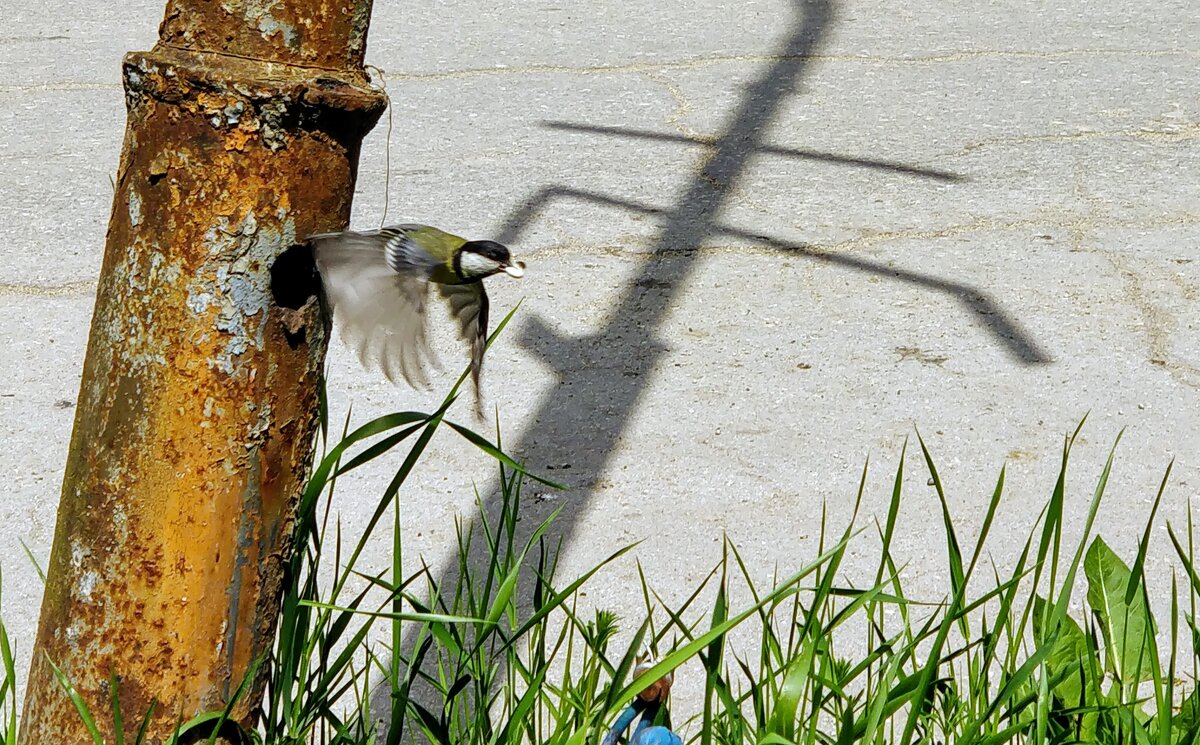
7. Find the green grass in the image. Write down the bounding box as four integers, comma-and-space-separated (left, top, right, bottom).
12, 330, 1200, 745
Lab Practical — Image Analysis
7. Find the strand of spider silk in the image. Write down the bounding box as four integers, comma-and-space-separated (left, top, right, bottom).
365, 64, 394, 228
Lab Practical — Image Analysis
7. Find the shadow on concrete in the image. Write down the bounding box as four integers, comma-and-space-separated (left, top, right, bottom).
372, 0, 1049, 730
499, 185, 1051, 365
543, 121, 968, 183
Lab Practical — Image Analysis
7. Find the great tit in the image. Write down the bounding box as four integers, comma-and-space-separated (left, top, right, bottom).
307, 224, 525, 415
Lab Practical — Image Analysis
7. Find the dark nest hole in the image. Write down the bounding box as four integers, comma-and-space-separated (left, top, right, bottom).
270, 242, 319, 309
270, 242, 322, 348
176, 717, 252, 745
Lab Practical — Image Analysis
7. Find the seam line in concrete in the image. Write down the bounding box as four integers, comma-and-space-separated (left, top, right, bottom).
512, 212, 1200, 261
950, 123, 1200, 156
0, 82, 119, 93
386, 48, 1200, 80
0, 213, 1195, 300
0, 281, 97, 298
5, 46, 1198, 92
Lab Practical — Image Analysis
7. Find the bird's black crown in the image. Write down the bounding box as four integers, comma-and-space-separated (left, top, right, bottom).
461, 240, 512, 263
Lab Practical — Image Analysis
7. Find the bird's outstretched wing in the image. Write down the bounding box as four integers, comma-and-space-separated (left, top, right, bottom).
309, 229, 441, 388
438, 282, 489, 415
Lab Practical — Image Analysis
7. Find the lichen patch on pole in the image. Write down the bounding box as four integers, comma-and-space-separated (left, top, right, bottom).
19, 2, 385, 743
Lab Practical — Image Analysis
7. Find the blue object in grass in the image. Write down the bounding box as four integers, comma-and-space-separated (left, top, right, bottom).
601, 702, 644, 745
603, 699, 682, 745
634, 725, 682, 745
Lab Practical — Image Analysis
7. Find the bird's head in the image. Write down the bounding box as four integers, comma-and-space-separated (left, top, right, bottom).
457, 240, 525, 280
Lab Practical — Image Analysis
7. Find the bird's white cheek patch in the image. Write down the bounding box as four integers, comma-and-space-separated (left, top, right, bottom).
460, 252, 501, 278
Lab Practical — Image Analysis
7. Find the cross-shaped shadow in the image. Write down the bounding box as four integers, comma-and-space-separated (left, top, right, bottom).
375, 0, 1050, 728
498, 185, 1051, 366
542, 121, 967, 183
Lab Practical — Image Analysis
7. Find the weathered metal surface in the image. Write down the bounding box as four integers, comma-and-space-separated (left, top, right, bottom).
160, 0, 374, 74
19, 3, 385, 743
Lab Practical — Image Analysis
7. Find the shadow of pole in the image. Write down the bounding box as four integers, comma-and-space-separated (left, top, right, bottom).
373, 0, 1043, 729
484, 0, 841, 578
373, 0, 836, 726
500, 184, 1052, 364
542, 121, 968, 183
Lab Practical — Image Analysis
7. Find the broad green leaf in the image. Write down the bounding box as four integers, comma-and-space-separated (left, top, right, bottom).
1084, 536, 1157, 684
1174, 687, 1200, 740
1031, 595, 1100, 715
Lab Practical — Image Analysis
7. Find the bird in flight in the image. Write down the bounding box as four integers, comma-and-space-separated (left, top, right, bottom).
308, 223, 525, 416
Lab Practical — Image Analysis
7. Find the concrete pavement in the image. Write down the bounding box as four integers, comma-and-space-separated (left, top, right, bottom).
1, 0, 1198, 714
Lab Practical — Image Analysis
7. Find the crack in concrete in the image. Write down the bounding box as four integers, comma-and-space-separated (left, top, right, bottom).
0, 81, 119, 94
638, 69, 703, 140
384, 47, 1200, 81
635, 69, 787, 218
546, 121, 966, 184
796, 211, 1199, 253
1065, 160, 1200, 389
1108, 253, 1200, 389
948, 120, 1200, 157
895, 345, 951, 367
1164, 266, 1198, 301
6, 47, 1196, 93
631, 71, 821, 219
509, 210, 1200, 261
3, 211, 1194, 300
0, 280, 97, 298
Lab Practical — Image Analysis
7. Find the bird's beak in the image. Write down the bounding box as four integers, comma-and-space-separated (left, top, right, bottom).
503, 261, 526, 278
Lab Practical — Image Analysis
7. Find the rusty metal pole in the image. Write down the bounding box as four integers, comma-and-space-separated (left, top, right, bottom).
19, 3, 385, 743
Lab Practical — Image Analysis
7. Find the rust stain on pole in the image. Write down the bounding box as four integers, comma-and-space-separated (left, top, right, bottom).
20, 1, 385, 743
160, 0, 374, 73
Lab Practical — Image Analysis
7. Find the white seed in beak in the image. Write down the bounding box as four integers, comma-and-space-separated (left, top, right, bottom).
504, 261, 526, 278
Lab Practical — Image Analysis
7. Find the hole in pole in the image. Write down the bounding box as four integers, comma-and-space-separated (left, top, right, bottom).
270, 242, 320, 310
176, 717, 253, 745
271, 242, 323, 349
